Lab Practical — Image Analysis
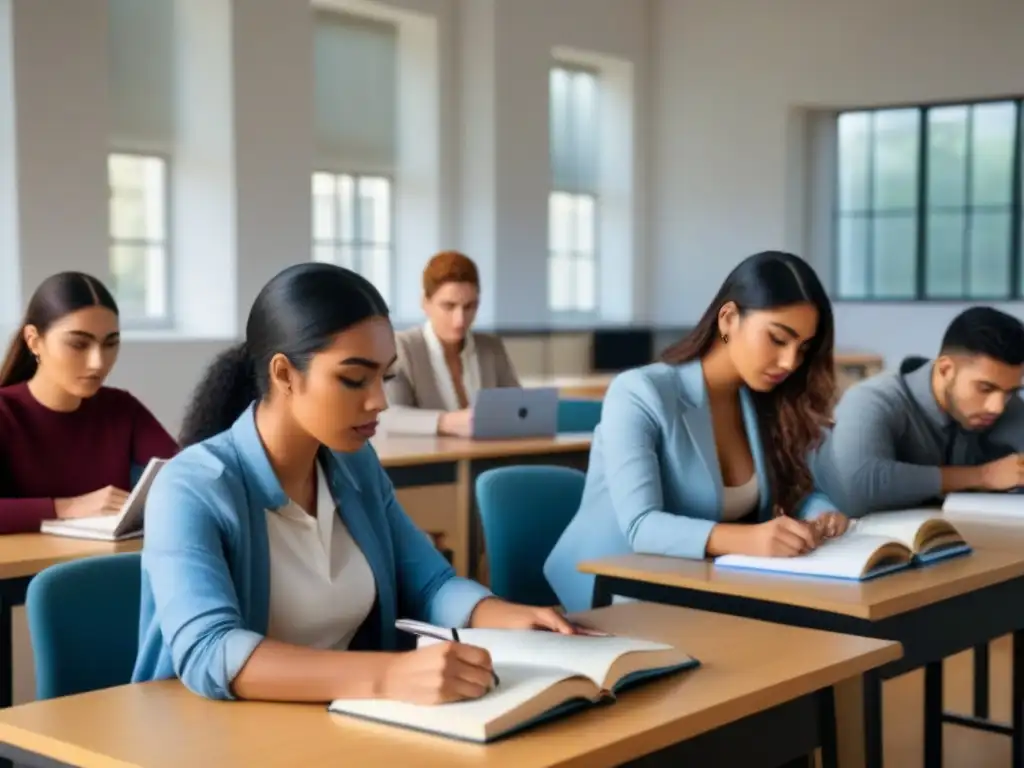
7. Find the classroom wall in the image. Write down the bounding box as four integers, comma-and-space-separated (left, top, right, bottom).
649, 0, 1024, 365
1, 0, 649, 434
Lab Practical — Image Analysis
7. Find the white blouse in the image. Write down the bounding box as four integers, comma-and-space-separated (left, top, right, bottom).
422, 321, 482, 411
265, 462, 376, 650
720, 473, 760, 522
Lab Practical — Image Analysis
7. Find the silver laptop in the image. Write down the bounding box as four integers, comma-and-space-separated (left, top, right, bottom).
472, 387, 559, 440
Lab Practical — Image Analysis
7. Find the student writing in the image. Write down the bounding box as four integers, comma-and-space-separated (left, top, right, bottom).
830, 306, 1024, 514
381, 251, 519, 437
544, 252, 849, 612
133, 263, 574, 705
0, 272, 177, 534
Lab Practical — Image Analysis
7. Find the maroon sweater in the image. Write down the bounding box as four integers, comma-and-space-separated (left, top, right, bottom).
0, 383, 179, 534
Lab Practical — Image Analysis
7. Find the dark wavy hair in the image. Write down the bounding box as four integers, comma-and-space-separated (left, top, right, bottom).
178, 263, 390, 446
660, 251, 836, 515
0, 272, 119, 388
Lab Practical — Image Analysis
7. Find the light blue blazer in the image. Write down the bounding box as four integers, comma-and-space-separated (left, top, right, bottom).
543, 361, 839, 612
132, 405, 491, 700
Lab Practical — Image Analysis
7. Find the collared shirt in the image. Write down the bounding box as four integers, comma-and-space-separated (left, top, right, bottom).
422, 321, 482, 412
266, 461, 376, 650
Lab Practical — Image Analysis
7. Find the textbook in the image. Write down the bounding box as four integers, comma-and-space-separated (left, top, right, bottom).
714, 510, 971, 581
942, 491, 1024, 520
328, 625, 698, 743
40, 457, 167, 541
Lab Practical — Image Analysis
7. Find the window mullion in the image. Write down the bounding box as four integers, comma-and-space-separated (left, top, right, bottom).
916, 107, 929, 300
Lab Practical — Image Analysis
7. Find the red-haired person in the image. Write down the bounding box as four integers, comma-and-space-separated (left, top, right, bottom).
381, 252, 518, 436
0, 272, 177, 534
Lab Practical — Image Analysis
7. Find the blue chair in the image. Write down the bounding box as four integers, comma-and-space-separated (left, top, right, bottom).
476, 466, 585, 606
557, 398, 602, 433
26, 553, 141, 700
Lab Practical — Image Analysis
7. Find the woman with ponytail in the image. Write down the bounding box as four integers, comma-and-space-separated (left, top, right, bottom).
544, 251, 852, 612
134, 262, 575, 705
0, 272, 177, 534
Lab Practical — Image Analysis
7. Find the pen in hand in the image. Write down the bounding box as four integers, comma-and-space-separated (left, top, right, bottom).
395, 619, 500, 688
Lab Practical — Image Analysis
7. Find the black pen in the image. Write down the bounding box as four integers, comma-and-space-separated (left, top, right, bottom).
395, 619, 500, 687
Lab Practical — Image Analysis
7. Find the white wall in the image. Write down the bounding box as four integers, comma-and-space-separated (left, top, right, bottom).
650, 0, 1024, 365
1, 0, 648, 433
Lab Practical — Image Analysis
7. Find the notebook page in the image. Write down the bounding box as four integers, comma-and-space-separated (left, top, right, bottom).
452, 629, 674, 688
850, 509, 941, 548
715, 533, 897, 579
943, 493, 1024, 520
330, 665, 578, 741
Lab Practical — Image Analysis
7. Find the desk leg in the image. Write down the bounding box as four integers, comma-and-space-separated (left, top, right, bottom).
834, 677, 866, 768
973, 643, 989, 719
1013, 630, 1024, 767
591, 577, 613, 609
923, 661, 943, 768
818, 686, 839, 768
862, 670, 883, 768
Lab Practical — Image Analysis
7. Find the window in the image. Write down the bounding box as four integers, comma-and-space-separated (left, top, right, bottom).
107, 153, 170, 324
549, 66, 599, 312
835, 100, 1023, 300
312, 172, 393, 305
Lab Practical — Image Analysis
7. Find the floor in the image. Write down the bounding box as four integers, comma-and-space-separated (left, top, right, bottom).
878, 635, 1012, 766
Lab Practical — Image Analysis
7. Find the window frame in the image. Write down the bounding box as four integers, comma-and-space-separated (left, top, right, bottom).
547, 190, 600, 314
832, 95, 1024, 302
311, 170, 395, 306
107, 150, 174, 329
548, 63, 601, 315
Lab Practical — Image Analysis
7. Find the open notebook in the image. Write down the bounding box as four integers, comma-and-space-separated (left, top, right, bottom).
40, 458, 167, 541
329, 626, 697, 743
714, 510, 972, 581
942, 490, 1024, 520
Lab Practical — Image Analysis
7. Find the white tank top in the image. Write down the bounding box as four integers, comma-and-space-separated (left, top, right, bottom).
721, 473, 760, 521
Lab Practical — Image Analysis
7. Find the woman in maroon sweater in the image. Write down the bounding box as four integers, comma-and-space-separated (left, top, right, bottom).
0, 272, 178, 534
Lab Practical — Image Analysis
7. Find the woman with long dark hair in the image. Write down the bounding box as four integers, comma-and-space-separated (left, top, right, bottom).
134, 262, 574, 705
0, 272, 176, 534
544, 251, 848, 611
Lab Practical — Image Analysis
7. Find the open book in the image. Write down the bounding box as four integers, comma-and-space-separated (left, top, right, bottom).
328, 625, 697, 743
714, 510, 972, 581
40, 458, 167, 541
942, 490, 1024, 520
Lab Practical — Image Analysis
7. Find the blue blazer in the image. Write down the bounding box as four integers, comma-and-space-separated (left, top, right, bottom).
543, 361, 839, 612
132, 405, 491, 700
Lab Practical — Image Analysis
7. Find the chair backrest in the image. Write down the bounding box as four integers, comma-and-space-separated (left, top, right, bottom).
475, 465, 585, 606
26, 553, 142, 700
557, 399, 602, 433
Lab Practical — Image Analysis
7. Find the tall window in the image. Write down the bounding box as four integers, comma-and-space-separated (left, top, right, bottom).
312, 172, 393, 305
549, 65, 599, 312
107, 153, 170, 324
836, 100, 1023, 300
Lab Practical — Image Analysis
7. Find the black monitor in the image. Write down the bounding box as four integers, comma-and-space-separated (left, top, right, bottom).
591, 329, 654, 372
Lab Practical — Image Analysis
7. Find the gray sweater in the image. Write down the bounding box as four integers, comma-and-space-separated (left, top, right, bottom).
830, 359, 1024, 514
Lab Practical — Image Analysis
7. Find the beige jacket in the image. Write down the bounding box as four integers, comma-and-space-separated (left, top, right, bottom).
382, 326, 520, 435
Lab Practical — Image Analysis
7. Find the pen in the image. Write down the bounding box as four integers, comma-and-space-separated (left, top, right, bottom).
395, 620, 500, 687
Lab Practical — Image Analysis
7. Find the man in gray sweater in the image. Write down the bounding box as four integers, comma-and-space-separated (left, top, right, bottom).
830, 306, 1024, 515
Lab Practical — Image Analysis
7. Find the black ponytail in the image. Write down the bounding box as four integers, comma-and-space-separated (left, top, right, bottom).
178, 343, 259, 446
178, 263, 389, 446
0, 272, 119, 388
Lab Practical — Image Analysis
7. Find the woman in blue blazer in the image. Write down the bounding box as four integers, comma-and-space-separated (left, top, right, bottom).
133, 263, 573, 705
545, 252, 851, 612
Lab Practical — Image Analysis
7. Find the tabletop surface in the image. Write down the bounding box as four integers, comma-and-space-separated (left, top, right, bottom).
0, 602, 900, 768
0, 534, 142, 581
373, 432, 593, 466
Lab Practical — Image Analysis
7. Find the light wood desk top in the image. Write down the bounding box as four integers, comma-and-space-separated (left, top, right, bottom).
0, 602, 899, 768
373, 433, 592, 467
0, 534, 141, 581
580, 546, 1024, 622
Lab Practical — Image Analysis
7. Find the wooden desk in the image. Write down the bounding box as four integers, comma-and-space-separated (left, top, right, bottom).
0, 602, 900, 768
522, 353, 884, 401
374, 434, 592, 579
0, 536, 141, 710
582, 548, 1024, 768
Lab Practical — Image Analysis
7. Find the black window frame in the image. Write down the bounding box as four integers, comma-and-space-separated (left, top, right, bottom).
833, 96, 1023, 302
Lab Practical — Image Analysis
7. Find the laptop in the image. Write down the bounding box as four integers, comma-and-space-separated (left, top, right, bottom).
472, 387, 559, 440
